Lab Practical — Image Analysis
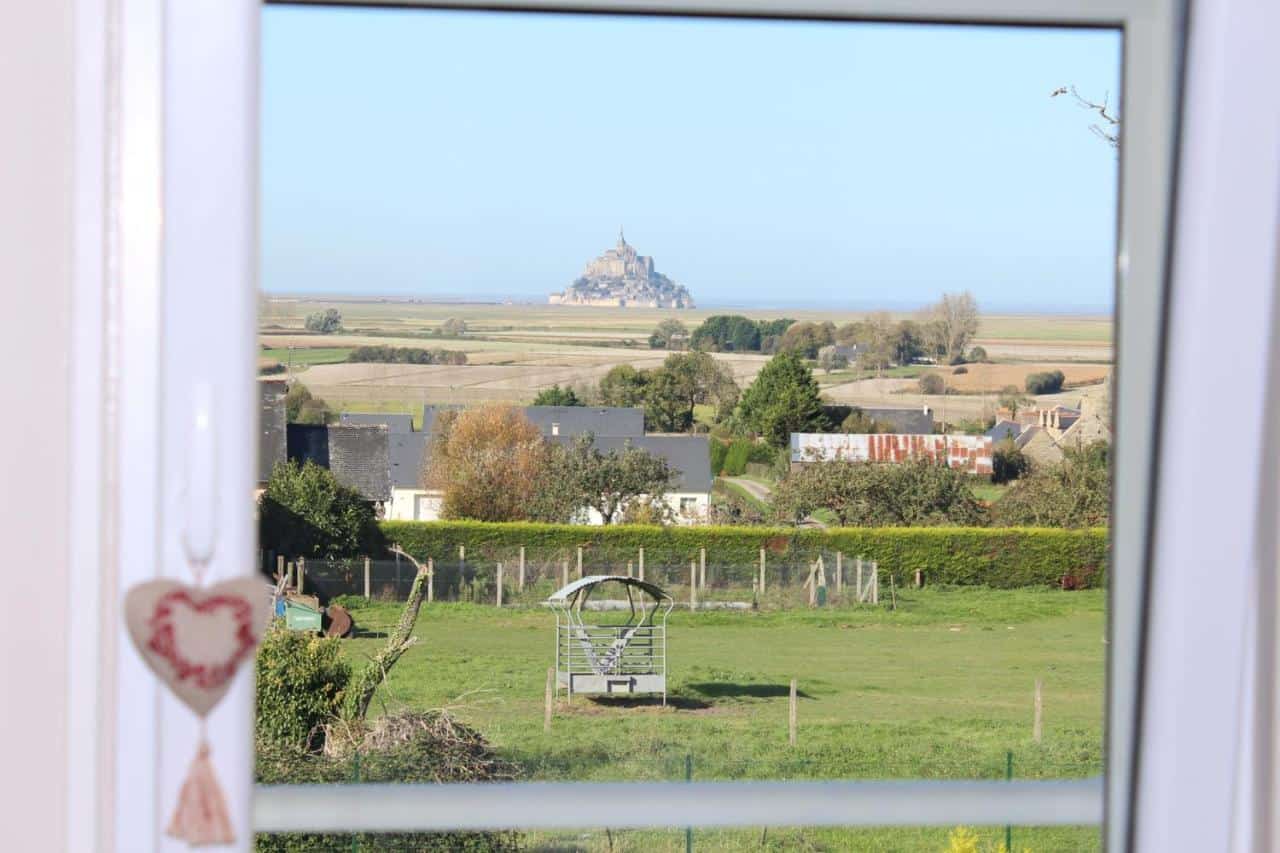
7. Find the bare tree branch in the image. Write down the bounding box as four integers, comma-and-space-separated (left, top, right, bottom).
1052, 85, 1120, 149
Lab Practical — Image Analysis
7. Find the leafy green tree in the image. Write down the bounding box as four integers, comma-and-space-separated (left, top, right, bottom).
648, 318, 689, 349
890, 320, 925, 365
549, 434, 674, 524
772, 459, 985, 527
991, 438, 1030, 484
304, 308, 343, 334
424, 405, 550, 522
690, 315, 761, 352
258, 460, 384, 558
439, 317, 467, 336
285, 383, 334, 424
776, 321, 836, 359
733, 352, 828, 447
597, 364, 650, 408
1025, 369, 1066, 394
993, 440, 1110, 527
532, 384, 582, 406
643, 351, 738, 432
967, 345, 988, 363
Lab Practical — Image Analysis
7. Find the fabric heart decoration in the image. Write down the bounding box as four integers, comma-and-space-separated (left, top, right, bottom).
124, 577, 271, 846
125, 578, 270, 716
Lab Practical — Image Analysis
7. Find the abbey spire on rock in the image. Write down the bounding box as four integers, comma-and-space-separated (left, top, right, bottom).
550, 230, 695, 309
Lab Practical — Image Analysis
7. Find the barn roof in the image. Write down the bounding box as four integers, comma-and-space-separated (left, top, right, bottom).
341, 412, 414, 434
548, 433, 713, 493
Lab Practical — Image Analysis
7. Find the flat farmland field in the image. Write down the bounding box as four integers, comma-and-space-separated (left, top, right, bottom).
261, 298, 1113, 415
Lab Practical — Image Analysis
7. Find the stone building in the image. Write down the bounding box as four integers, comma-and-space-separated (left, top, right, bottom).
549, 229, 695, 308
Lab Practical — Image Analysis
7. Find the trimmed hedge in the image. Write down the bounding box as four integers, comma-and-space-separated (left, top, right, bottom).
379, 521, 1108, 589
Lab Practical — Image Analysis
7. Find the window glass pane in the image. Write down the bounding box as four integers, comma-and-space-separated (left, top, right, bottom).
256, 2, 1119, 831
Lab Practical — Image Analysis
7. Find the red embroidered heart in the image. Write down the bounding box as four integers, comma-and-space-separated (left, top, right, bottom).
125, 579, 271, 717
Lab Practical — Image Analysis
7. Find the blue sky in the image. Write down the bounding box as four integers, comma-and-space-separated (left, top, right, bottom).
261, 7, 1121, 312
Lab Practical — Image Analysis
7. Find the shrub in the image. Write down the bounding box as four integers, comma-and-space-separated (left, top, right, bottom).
992, 439, 1030, 484
379, 520, 1109, 589
1025, 369, 1066, 395
722, 440, 751, 476
709, 439, 728, 475
255, 625, 351, 751
967, 346, 988, 362
304, 308, 342, 334
952, 366, 969, 375
918, 373, 946, 395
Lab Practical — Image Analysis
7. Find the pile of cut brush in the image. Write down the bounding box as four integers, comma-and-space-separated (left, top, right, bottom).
256, 711, 520, 852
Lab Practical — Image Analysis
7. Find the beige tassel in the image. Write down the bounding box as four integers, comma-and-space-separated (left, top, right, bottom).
166, 741, 235, 846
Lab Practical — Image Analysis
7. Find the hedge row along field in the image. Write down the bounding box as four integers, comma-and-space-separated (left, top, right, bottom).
380, 521, 1108, 589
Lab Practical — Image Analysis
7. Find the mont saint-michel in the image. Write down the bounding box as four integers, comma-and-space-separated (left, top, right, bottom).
549, 230, 695, 309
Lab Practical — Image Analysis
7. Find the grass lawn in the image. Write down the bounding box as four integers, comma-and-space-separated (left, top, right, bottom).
972, 482, 1011, 503
260, 346, 354, 368
325, 587, 1106, 851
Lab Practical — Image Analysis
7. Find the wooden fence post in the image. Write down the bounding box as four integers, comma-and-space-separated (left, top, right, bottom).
627, 561, 634, 578
836, 552, 843, 596
577, 547, 583, 579
496, 563, 504, 608
519, 546, 526, 592
914, 569, 924, 589
562, 560, 569, 589
297, 557, 305, 595
276, 554, 285, 582
427, 557, 434, 603
871, 561, 879, 605
364, 556, 371, 599
544, 667, 554, 733
1033, 679, 1043, 743
638, 547, 645, 582
759, 548, 766, 594
789, 679, 798, 746
856, 556, 863, 602
689, 561, 697, 611
699, 547, 707, 590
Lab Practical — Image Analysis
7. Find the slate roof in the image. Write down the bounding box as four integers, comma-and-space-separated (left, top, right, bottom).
986, 419, 1023, 443
258, 380, 288, 484
421, 404, 644, 439
858, 406, 934, 435
549, 434, 712, 493
389, 432, 427, 489
341, 412, 414, 434
287, 423, 391, 502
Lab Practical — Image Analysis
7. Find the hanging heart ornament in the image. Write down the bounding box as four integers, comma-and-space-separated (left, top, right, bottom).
124, 578, 271, 716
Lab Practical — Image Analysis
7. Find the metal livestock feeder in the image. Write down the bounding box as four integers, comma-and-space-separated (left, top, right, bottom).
549, 575, 673, 704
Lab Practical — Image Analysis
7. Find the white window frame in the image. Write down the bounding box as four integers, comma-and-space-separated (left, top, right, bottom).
66, 0, 1280, 849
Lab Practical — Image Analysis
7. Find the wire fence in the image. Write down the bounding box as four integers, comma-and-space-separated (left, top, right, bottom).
263, 546, 895, 610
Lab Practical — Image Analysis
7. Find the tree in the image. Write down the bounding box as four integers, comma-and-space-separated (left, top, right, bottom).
648, 318, 689, 350
532, 385, 582, 406
993, 440, 1110, 527
304, 308, 343, 334
643, 351, 739, 432
818, 349, 849, 373
258, 460, 384, 558
967, 345, 988, 363
1025, 370, 1066, 395
285, 382, 333, 424
690, 315, 761, 352
733, 352, 828, 448
423, 405, 550, 522
889, 320, 925, 366
772, 459, 985, 527
440, 317, 467, 336
998, 384, 1032, 417
918, 373, 946, 395
991, 438, 1030, 484
920, 292, 979, 364
776, 321, 836, 359
840, 407, 894, 434
549, 434, 674, 524
597, 364, 649, 408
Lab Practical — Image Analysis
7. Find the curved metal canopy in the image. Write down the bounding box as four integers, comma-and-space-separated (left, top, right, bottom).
547, 574, 670, 602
